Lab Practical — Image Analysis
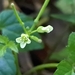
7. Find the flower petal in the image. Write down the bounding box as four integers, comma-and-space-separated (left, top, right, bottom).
20, 42, 26, 48
21, 33, 28, 37
42, 27, 46, 31
21, 33, 25, 37
46, 25, 53, 33
26, 38, 31, 44
16, 37, 21, 43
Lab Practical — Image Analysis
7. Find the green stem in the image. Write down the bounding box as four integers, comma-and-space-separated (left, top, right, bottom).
24, 63, 58, 75
11, 3, 27, 33
30, 30, 37, 34
14, 52, 22, 75
30, 0, 50, 31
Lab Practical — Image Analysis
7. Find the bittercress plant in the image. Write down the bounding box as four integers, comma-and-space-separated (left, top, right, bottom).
0, 0, 54, 75
15, 24, 53, 49
1, 0, 75, 75
11, 3, 53, 49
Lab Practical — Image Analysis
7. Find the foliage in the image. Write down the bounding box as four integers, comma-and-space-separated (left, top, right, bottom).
49, 0, 75, 74
1, 0, 75, 75
50, 48, 68, 61
54, 0, 75, 14
0, 9, 44, 75
0, 49, 16, 75
0, 35, 18, 57
51, 14, 75, 24
0, 0, 51, 75
1, 10, 44, 51
54, 32, 75, 75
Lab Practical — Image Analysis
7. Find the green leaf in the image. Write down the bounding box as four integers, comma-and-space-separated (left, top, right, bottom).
51, 14, 75, 24
0, 44, 7, 57
0, 49, 16, 75
54, 60, 72, 75
0, 35, 18, 56
1, 10, 44, 51
8, 41, 18, 53
65, 69, 75, 75
67, 32, 75, 50
65, 0, 73, 4
50, 48, 68, 61
0, 10, 32, 29
55, 0, 75, 14
54, 32, 75, 75
0, 35, 9, 44
67, 33, 75, 64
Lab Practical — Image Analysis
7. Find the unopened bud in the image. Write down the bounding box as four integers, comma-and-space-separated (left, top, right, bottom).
30, 36, 42, 43
37, 25, 53, 33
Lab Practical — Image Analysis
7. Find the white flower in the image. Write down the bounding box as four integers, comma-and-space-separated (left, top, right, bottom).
37, 25, 53, 33
16, 33, 31, 48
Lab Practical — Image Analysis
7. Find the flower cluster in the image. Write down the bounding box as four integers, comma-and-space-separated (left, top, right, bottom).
16, 25, 53, 48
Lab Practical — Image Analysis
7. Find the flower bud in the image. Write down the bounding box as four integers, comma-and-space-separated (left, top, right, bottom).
30, 36, 42, 43
37, 25, 53, 33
